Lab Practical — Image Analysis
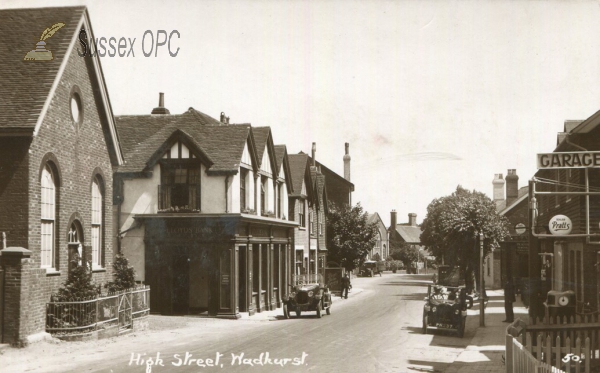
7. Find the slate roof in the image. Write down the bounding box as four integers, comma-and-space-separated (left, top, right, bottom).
394, 224, 423, 244
496, 186, 529, 214
115, 109, 250, 174
252, 127, 271, 167
288, 153, 309, 195
274, 145, 286, 172
306, 154, 355, 192
0, 7, 86, 132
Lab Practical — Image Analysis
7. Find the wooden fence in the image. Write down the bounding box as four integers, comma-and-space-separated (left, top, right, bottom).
507, 318, 599, 373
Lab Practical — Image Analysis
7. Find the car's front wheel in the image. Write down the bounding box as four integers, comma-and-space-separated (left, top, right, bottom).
296, 309, 301, 317
316, 302, 322, 318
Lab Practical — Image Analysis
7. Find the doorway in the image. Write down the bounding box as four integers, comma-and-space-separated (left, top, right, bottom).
171, 247, 189, 314
238, 246, 247, 312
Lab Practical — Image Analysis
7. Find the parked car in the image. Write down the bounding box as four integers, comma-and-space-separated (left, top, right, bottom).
359, 260, 384, 277
422, 284, 471, 337
283, 274, 332, 318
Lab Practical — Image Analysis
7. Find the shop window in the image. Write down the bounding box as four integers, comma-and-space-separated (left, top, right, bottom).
159, 161, 201, 212
41, 165, 56, 269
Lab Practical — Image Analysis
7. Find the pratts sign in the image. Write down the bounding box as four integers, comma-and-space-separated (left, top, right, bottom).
537, 151, 600, 169
549, 215, 572, 236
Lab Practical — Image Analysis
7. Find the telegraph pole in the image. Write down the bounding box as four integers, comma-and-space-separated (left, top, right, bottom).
480, 232, 485, 327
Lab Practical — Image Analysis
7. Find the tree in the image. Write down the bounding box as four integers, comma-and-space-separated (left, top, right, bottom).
55, 254, 100, 300
326, 202, 379, 272
389, 241, 420, 272
105, 254, 137, 292
420, 185, 509, 292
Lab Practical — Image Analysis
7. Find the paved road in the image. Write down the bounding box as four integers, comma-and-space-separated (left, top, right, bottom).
3, 273, 476, 373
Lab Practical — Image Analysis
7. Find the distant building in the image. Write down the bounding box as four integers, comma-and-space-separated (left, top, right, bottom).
367, 212, 389, 260
389, 211, 425, 272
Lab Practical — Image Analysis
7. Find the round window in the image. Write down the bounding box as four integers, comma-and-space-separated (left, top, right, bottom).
69, 86, 84, 126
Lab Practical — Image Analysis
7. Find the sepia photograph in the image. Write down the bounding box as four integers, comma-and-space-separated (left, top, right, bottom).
1, 1, 600, 372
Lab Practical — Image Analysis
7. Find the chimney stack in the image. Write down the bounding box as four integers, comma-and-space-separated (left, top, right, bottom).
390, 210, 397, 231
505, 169, 519, 206
219, 112, 230, 125
408, 213, 417, 227
151, 92, 170, 115
492, 173, 505, 203
311, 142, 316, 167
343, 142, 351, 181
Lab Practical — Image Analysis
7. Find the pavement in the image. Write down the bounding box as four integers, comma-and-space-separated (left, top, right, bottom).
442, 289, 528, 373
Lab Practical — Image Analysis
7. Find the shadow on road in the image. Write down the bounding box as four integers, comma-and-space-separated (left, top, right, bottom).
394, 292, 427, 301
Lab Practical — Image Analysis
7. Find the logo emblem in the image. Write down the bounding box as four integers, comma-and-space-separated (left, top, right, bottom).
23, 23, 65, 61
549, 215, 572, 236
558, 296, 569, 306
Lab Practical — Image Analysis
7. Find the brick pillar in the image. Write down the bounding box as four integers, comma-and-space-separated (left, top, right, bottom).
0, 247, 32, 346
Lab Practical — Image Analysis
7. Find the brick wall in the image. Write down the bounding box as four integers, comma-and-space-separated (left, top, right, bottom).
0, 138, 31, 249
19, 40, 115, 338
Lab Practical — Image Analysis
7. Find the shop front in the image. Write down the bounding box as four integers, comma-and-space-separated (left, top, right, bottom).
138, 214, 295, 318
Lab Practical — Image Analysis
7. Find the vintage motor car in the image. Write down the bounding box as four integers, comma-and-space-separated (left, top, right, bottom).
358, 260, 384, 277
283, 274, 332, 318
422, 284, 470, 337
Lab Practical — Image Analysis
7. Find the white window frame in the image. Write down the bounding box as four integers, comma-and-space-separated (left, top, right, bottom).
41, 165, 56, 269
91, 178, 103, 269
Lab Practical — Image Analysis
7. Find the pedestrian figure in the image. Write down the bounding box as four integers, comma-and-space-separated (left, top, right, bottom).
503, 278, 515, 322
341, 273, 351, 299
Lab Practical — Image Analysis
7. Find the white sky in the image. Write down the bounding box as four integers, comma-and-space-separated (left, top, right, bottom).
5, 0, 600, 227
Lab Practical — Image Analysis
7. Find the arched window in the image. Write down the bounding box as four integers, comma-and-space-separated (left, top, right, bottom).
41, 165, 56, 268
91, 177, 103, 268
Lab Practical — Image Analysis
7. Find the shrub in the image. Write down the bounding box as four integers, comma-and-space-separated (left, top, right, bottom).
105, 254, 136, 293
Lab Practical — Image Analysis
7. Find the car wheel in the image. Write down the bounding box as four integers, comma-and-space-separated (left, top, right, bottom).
283, 304, 290, 319
296, 309, 301, 317
316, 302, 322, 318
326, 306, 331, 315
422, 315, 428, 334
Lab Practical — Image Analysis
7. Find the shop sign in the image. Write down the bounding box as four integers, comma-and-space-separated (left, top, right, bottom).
537, 151, 600, 169
515, 223, 526, 235
549, 215, 572, 236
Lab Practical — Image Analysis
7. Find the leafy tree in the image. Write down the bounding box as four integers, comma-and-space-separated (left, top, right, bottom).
105, 254, 137, 292
389, 241, 420, 271
420, 185, 509, 292
326, 202, 379, 271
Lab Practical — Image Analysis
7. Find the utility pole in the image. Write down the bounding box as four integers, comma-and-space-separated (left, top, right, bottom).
480, 232, 485, 327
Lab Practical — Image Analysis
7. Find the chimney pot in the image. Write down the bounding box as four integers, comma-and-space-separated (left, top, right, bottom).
312, 142, 316, 166
505, 169, 519, 206
390, 210, 397, 231
343, 142, 351, 181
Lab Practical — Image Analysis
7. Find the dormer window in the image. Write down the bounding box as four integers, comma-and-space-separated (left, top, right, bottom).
159, 161, 201, 212
240, 168, 248, 211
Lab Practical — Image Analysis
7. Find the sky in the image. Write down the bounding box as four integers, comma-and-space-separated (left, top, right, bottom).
5, 0, 600, 227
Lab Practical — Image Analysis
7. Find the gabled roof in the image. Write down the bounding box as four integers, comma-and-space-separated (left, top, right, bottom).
394, 225, 422, 244
251, 126, 278, 178
274, 144, 293, 193
115, 109, 251, 175
367, 212, 386, 229
0, 7, 124, 164
288, 153, 312, 198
